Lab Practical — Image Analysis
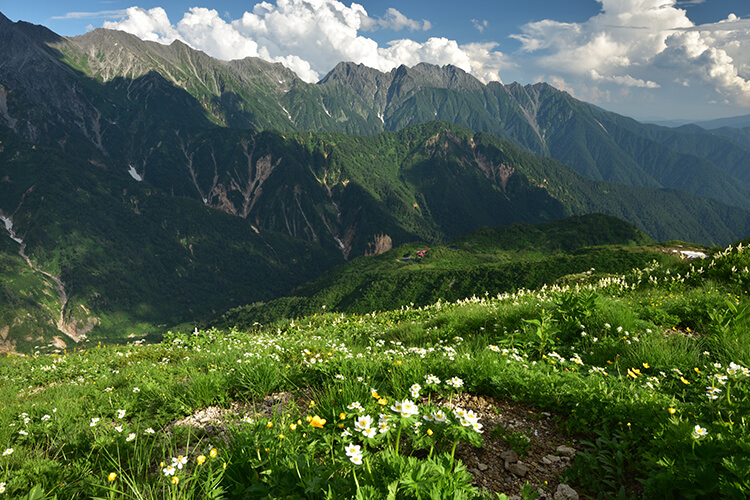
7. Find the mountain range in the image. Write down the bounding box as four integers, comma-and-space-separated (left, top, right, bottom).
1, 12, 750, 351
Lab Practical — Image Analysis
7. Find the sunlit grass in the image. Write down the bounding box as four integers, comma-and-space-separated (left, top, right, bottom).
0, 243, 749, 497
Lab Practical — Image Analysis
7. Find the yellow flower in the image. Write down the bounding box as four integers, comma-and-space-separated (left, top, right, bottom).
338, 423, 344, 428
668, 408, 676, 415
108, 472, 117, 482
266, 422, 274, 428
309, 401, 316, 407
680, 376, 691, 385
642, 363, 650, 369
310, 415, 326, 428
289, 423, 297, 430
209, 448, 218, 458
305, 415, 313, 422
694, 367, 701, 374
427, 429, 433, 436
171, 476, 179, 485
339, 413, 347, 420
371, 389, 380, 399
378, 398, 387, 406
278, 434, 285, 439
197, 455, 207, 465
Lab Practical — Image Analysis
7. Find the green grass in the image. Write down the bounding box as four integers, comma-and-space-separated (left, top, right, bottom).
1, 242, 750, 498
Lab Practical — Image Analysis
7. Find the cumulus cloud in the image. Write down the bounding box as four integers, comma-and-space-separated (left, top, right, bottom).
101, 0, 506, 84
510, 0, 750, 106
103, 7, 180, 43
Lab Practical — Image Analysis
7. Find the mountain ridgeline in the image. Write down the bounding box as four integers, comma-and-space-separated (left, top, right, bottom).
1, 12, 749, 350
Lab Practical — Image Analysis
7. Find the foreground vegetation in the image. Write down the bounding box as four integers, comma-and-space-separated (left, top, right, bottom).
1, 239, 750, 498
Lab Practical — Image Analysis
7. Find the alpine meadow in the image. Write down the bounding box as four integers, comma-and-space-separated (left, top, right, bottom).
1, 9, 750, 500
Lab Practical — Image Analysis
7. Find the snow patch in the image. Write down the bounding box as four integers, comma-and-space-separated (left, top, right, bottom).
676, 250, 707, 259
378, 112, 384, 124
322, 102, 331, 117
334, 236, 345, 251
594, 119, 607, 133
1, 216, 23, 245
128, 165, 143, 182
280, 105, 292, 121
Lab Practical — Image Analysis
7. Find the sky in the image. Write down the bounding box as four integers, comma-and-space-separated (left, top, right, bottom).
3, 0, 750, 122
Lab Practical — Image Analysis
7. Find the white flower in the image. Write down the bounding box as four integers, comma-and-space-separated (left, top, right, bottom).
410, 383, 421, 398
162, 465, 176, 476
691, 425, 708, 439
104, 387, 113, 393
41, 414, 51, 421
114, 425, 123, 433
344, 443, 361, 457
446, 377, 463, 389
391, 399, 419, 418
117, 409, 126, 419
424, 374, 441, 385
90, 417, 100, 427
2, 448, 13, 456
433, 410, 449, 423
126, 433, 136, 442
354, 415, 373, 432
132, 387, 140, 393
361, 427, 377, 438
0, 481, 5, 493
144, 427, 155, 434
172, 455, 188, 470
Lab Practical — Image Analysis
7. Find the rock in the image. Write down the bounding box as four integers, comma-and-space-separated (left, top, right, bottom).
508, 463, 529, 477
469, 468, 480, 476
556, 445, 576, 457
500, 450, 519, 463
543, 454, 561, 464
554, 484, 579, 500
478, 462, 489, 471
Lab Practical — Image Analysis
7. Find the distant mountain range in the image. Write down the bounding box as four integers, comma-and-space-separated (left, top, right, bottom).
2, 12, 750, 351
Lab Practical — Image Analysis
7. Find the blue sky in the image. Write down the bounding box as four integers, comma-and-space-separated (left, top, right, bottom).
4, 0, 750, 121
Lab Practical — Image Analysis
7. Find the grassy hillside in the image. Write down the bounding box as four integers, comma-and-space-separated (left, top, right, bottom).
0, 237, 749, 498
214, 214, 679, 329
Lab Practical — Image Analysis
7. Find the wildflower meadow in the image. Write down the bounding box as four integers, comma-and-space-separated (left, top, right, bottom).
1, 242, 750, 498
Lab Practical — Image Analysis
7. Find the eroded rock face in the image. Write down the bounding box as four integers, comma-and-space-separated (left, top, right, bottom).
365, 233, 392, 256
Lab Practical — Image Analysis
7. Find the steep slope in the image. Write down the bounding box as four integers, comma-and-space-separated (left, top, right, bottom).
0, 130, 340, 350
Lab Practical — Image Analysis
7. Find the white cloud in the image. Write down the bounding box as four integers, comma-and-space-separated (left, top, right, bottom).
590, 70, 660, 88
510, 0, 750, 106
472, 19, 488, 33
361, 8, 431, 31
53, 10, 126, 20
103, 7, 180, 43
101, 0, 507, 84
